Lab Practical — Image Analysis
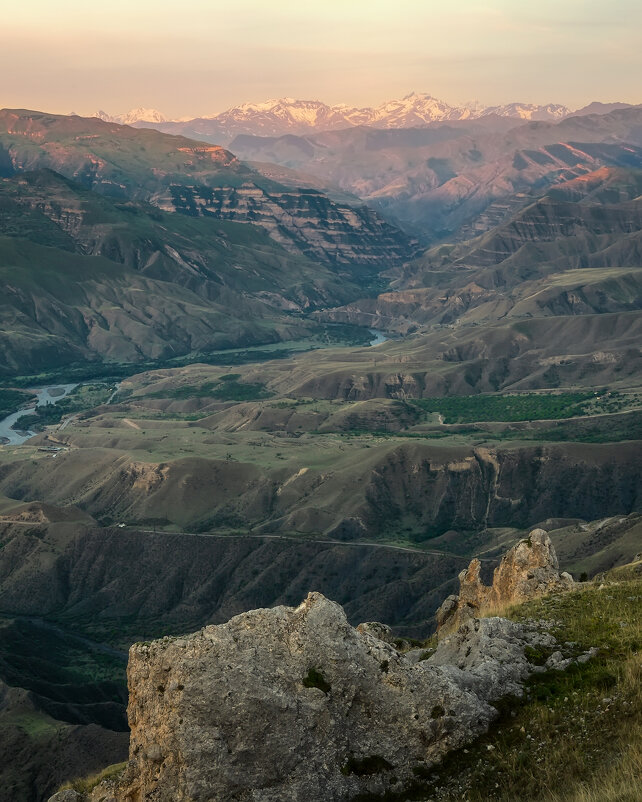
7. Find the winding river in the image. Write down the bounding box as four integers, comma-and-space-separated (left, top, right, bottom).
0, 384, 78, 446
368, 329, 389, 346
0, 336, 386, 446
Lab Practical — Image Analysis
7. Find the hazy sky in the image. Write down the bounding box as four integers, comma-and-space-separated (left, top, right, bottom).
2, 0, 641, 117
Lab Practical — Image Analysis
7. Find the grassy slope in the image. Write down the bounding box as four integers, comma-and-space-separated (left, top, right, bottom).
431, 576, 642, 802
0, 170, 360, 301
1, 380, 640, 552
0, 236, 286, 370
0, 109, 256, 196
0, 614, 128, 802
1, 342, 639, 549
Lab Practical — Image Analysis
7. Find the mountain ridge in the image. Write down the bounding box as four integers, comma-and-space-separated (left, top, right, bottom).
0, 168, 377, 374
103, 93, 638, 143
0, 109, 416, 268
227, 108, 642, 240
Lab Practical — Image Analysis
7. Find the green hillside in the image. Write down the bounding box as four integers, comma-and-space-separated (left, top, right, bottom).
435, 574, 642, 802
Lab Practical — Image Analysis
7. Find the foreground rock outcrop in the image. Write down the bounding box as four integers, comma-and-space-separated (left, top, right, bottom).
113, 593, 501, 801
56, 578, 590, 802
436, 529, 574, 636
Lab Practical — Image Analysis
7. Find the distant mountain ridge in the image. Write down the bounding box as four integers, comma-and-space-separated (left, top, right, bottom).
228, 107, 642, 241
99, 93, 639, 142
94, 107, 167, 125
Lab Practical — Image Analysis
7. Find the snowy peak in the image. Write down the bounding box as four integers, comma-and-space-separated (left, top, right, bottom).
211, 98, 366, 135
480, 102, 570, 121
369, 93, 475, 126
119, 107, 167, 125
91, 107, 167, 125
202, 94, 573, 135
94, 95, 634, 138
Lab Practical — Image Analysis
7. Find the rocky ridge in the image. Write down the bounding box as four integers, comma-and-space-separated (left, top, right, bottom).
437, 529, 574, 636
50, 532, 590, 802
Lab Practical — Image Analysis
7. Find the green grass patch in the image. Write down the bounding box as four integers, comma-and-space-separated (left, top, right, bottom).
143, 375, 272, 402
412, 391, 603, 424
2, 711, 61, 739
432, 579, 642, 801
59, 761, 128, 794
211, 379, 271, 401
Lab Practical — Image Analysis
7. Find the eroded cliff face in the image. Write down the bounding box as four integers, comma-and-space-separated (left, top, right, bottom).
167, 184, 416, 268
2, 441, 639, 541
54, 584, 597, 802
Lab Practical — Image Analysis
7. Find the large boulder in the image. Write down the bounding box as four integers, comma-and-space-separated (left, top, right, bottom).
116, 593, 496, 801
55, 526, 588, 802
75, 590, 569, 802
436, 529, 574, 636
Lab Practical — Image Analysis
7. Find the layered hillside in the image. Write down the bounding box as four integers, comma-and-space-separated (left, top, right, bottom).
0, 110, 415, 267
0, 170, 374, 374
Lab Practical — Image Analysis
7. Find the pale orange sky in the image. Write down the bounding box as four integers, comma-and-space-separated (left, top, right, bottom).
2, 0, 641, 117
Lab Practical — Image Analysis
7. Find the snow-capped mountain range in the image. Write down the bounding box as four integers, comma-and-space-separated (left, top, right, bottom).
93, 107, 168, 125
93, 94, 636, 138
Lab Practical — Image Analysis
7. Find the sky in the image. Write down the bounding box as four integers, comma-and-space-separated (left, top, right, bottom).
2, 0, 641, 118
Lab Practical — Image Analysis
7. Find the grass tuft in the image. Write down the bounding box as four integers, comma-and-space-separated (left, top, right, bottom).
58, 761, 127, 794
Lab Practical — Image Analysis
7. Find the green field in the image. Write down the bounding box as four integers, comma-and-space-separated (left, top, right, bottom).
143, 375, 272, 402
413, 391, 604, 423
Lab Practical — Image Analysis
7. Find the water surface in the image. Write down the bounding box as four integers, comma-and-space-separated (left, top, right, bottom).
0, 384, 78, 445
